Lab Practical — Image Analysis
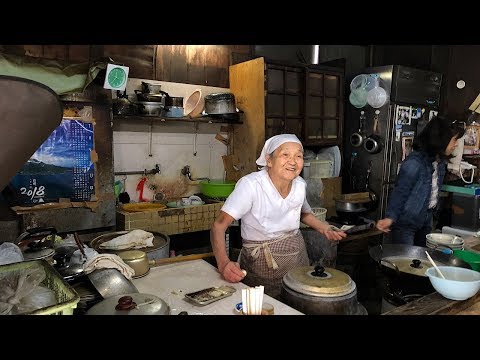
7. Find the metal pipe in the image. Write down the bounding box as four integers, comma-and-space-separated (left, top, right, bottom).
115, 164, 160, 176
181, 165, 210, 181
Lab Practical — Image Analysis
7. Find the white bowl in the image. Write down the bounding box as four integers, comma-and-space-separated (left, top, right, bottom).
425, 266, 480, 301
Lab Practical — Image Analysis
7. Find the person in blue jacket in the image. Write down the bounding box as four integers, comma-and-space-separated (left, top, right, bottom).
376, 116, 465, 247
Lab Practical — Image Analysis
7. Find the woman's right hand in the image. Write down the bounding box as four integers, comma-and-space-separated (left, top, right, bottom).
376, 218, 393, 232
219, 260, 247, 283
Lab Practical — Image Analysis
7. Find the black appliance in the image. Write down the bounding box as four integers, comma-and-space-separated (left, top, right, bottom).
344, 65, 443, 221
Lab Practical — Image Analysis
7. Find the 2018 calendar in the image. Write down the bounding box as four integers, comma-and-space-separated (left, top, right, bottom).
9, 118, 95, 205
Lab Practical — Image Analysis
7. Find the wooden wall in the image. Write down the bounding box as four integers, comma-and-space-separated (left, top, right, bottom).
0, 45, 252, 88
373, 45, 480, 122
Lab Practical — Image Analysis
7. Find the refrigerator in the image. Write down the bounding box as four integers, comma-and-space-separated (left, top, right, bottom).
343, 65, 443, 221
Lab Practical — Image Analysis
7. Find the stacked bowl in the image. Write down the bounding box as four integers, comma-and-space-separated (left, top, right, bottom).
426, 233, 464, 252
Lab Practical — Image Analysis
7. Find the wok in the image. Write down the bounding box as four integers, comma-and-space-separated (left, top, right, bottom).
370, 244, 471, 297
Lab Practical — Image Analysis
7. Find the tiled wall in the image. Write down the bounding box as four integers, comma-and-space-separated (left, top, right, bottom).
113, 78, 231, 202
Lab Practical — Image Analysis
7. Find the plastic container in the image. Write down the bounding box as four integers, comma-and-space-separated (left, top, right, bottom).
453, 250, 480, 271
0, 259, 80, 315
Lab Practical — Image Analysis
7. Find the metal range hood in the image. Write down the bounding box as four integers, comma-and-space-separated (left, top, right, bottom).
0, 75, 63, 191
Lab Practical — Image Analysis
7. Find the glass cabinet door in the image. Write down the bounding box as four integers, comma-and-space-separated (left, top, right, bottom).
265, 64, 304, 139
304, 69, 342, 144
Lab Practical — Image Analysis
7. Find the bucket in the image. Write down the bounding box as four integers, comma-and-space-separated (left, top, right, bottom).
453, 249, 480, 271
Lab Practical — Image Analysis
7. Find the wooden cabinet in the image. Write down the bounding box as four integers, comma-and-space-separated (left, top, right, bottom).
229, 57, 344, 178
304, 66, 344, 146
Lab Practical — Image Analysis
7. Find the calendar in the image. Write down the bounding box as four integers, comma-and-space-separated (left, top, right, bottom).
9, 118, 95, 205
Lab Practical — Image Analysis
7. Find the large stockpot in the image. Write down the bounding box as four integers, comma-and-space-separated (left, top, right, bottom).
204, 93, 236, 114
90, 230, 170, 261
369, 244, 471, 304
281, 265, 367, 315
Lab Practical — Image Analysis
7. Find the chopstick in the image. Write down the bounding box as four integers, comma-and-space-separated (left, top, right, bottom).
425, 251, 446, 279
74, 232, 87, 258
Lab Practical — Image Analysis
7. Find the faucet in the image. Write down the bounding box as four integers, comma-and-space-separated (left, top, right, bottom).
181, 165, 210, 182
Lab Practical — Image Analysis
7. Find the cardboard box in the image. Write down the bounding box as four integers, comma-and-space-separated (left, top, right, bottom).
320, 177, 342, 217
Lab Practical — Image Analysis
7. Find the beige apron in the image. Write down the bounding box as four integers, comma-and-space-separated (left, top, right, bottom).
238, 230, 309, 299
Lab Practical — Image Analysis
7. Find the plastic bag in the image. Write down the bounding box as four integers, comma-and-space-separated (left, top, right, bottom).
306, 177, 324, 208
0, 263, 48, 315
0, 242, 24, 265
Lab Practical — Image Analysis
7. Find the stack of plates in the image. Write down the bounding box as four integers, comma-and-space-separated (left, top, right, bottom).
426, 233, 464, 251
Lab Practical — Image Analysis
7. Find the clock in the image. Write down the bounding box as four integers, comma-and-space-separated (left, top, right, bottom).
104, 63, 129, 91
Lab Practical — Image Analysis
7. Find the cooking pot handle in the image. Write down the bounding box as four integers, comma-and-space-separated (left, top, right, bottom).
15, 226, 57, 244
380, 259, 400, 275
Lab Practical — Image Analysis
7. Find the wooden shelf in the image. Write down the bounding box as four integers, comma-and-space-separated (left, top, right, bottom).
113, 114, 242, 124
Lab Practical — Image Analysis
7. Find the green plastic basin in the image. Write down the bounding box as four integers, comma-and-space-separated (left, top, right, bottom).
453, 249, 480, 272
200, 180, 236, 199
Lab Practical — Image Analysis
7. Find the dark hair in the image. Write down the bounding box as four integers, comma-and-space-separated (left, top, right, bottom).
412, 115, 465, 160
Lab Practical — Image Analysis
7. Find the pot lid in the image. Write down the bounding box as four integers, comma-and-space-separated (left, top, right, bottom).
55, 262, 84, 279
381, 256, 442, 277
86, 293, 170, 315
23, 248, 55, 261
282, 265, 356, 297
118, 250, 146, 261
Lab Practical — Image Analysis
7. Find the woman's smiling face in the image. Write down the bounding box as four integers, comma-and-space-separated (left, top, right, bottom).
266, 142, 304, 181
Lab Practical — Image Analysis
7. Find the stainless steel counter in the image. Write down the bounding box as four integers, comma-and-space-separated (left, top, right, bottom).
132, 259, 303, 315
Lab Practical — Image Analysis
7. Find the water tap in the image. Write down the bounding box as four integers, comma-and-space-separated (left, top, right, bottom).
181, 165, 210, 182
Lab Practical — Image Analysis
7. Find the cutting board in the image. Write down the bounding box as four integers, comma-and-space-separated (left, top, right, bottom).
222, 154, 242, 182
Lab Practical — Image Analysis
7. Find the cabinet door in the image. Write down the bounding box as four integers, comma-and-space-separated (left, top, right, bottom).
265, 64, 304, 139
304, 69, 343, 145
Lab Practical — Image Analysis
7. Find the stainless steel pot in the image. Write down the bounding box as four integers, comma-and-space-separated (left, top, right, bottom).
118, 250, 155, 278
281, 265, 367, 315
141, 82, 162, 94
363, 134, 382, 154
137, 101, 165, 116
90, 230, 170, 261
204, 93, 236, 114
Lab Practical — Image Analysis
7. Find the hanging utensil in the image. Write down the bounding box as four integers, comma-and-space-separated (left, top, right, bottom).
350, 110, 367, 147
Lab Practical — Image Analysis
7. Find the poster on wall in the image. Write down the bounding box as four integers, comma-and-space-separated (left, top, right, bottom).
9, 118, 95, 205
402, 136, 414, 161
464, 124, 480, 150
396, 105, 411, 125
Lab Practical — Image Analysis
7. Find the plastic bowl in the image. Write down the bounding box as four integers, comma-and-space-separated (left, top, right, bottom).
425, 266, 480, 300
453, 250, 480, 272
200, 180, 236, 199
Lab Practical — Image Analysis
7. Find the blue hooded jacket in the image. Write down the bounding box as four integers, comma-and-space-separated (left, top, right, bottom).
385, 150, 446, 227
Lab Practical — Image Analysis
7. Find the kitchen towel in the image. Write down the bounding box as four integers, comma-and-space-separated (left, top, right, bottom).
83, 253, 135, 280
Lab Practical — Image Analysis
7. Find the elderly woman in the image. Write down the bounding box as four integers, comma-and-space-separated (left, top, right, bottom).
210, 134, 346, 298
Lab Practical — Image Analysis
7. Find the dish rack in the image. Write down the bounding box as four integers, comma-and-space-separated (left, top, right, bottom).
0, 259, 80, 315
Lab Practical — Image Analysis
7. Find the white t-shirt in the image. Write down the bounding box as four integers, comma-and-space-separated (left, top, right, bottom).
221, 169, 312, 241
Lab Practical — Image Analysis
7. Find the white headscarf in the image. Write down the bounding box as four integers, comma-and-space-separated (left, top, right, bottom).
256, 134, 303, 167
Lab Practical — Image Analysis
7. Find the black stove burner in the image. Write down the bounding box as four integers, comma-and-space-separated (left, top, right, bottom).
327, 216, 376, 234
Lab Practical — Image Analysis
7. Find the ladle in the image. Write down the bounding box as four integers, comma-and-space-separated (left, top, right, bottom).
425, 251, 446, 279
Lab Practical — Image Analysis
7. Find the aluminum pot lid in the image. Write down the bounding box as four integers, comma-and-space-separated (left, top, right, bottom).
282, 265, 355, 297
86, 293, 170, 315
381, 256, 441, 277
